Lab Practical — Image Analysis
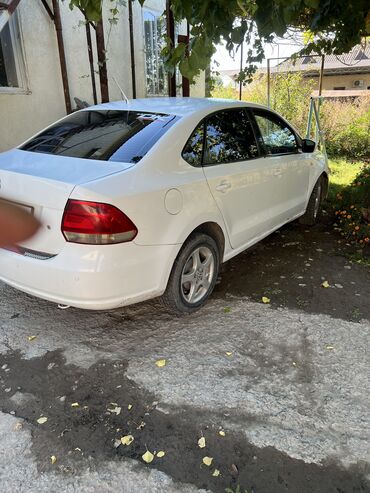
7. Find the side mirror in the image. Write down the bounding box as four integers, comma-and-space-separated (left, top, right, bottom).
301, 138, 316, 153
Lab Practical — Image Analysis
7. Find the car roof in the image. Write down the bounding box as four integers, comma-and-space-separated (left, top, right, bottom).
86, 97, 268, 117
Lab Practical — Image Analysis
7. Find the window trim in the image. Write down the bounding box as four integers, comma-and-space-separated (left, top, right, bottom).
0, 10, 29, 94
181, 106, 263, 167
250, 108, 302, 157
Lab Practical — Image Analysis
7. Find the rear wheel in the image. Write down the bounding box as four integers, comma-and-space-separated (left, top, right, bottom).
161, 234, 220, 314
299, 177, 324, 226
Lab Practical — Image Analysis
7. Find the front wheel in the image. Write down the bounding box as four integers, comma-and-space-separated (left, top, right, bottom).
299, 177, 324, 226
161, 233, 220, 314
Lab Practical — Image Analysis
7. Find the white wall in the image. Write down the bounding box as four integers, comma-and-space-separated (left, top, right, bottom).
0, 0, 205, 152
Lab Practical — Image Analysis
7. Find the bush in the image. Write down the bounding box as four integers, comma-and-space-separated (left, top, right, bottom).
321, 96, 370, 160
332, 166, 370, 246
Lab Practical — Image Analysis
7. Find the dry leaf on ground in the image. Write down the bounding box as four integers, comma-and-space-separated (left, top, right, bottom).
37, 417, 48, 424
121, 435, 134, 446
155, 359, 166, 367
202, 456, 213, 466
198, 436, 206, 448
142, 450, 154, 463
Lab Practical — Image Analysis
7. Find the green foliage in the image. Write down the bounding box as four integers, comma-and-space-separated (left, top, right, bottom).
212, 84, 239, 100
322, 98, 370, 160
70, 0, 370, 83
328, 160, 370, 246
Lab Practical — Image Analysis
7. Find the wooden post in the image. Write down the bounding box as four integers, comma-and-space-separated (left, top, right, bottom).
85, 21, 98, 105
318, 54, 325, 96
166, 0, 176, 97
51, 0, 72, 114
239, 40, 243, 101
95, 16, 109, 102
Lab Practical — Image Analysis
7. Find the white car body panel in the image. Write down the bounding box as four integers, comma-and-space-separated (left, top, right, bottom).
0, 97, 329, 309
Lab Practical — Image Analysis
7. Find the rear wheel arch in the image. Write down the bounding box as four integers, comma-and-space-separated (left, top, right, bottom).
189, 222, 225, 263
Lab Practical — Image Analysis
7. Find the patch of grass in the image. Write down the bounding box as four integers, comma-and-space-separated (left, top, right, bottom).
327, 159, 364, 204
347, 252, 370, 267
326, 159, 370, 247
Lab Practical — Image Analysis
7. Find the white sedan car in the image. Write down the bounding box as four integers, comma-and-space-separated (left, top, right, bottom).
0, 98, 328, 313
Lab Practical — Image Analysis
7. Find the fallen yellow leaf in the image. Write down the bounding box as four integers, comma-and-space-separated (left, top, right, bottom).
28, 335, 37, 341
156, 451, 166, 458
50, 455, 57, 464
142, 450, 154, 463
128, 404, 133, 410
71, 402, 79, 407
326, 345, 334, 350
203, 456, 213, 466
322, 280, 330, 288
262, 296, 270, 304
121, 435, 134, 446
212, 469, 220, 477
198, 436, 206, 448
155, 359, 166, 367
218, 430, 225, 437
225, 352, 232, 357
37, 417, 48, 424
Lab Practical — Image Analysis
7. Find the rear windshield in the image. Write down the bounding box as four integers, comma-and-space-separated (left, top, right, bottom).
20, 110, 179, 163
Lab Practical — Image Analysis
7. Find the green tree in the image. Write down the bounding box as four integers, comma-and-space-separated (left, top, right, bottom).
70, 0, 370, 82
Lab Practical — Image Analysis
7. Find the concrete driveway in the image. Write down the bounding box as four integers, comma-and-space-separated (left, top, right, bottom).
0, 223, 369, 493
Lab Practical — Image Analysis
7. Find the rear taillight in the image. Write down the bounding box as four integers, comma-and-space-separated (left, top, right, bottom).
61, 199, 137, 245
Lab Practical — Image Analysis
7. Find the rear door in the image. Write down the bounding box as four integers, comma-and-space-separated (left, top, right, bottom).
251, 109, 311, 226
199, 108, 286, 250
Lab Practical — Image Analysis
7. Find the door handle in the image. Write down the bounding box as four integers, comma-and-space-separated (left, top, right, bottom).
216, 181, 231, 193
273, 167, 282, 176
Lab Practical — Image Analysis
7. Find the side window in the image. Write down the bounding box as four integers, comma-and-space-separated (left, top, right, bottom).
204, 109, 259, 165
182, 123, 204, 166
253, 110, 298, 155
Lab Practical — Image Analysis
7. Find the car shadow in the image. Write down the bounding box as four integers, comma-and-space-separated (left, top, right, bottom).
213, 219, 370, 323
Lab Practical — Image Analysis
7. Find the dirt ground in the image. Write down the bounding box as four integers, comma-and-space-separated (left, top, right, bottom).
215, 218, 370, 323
0, 217, 369, 493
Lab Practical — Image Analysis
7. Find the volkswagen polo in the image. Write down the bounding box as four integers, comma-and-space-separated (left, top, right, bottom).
0, 98, 328, 313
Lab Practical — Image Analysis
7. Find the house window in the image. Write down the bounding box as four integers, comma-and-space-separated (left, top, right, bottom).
0, 11, 27, 92
143, 9, 168, 97
333, 86, 346, 90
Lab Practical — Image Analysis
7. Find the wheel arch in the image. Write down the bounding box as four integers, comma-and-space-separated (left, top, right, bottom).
187, 221, 226, 263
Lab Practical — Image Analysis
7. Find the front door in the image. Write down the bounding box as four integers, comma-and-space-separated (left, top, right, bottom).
251, 109, 311, 227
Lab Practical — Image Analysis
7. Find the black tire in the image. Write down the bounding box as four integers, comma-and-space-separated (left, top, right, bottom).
299, 176, 324, 226
161, 233, 220, 314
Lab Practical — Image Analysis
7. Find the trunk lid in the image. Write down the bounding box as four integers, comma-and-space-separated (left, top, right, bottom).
0, 149, 133, 254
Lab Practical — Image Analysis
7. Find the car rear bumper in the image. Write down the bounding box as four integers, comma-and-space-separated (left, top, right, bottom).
0, 242, 180, 310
